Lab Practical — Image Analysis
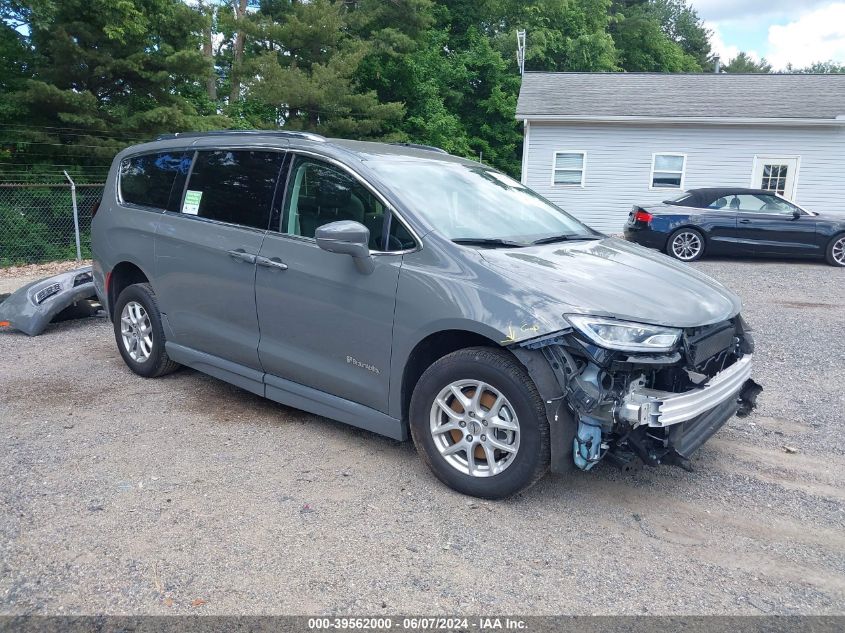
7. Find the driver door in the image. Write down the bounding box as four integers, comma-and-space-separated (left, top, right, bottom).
730, 193, 819, 255
255, 154, 413, 413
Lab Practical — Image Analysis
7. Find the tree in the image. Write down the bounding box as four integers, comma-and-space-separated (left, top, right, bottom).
788, 61, 845, 74
1, 0, 224, 166
611, 1, 704, 72
723, 52, 772, 74
243, 0, 404, 137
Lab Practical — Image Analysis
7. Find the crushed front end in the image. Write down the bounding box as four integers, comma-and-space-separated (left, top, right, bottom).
513, 315, 762, 472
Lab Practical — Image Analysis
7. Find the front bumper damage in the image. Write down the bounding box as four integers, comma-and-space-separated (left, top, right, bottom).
0, 267, 99, 336
512, 316, 762, 473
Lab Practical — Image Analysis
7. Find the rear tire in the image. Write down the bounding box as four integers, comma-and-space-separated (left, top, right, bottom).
113, 283, 180, 378
409, 347, 550, 499
666, 228, 705, 262
825, 233, 845, 267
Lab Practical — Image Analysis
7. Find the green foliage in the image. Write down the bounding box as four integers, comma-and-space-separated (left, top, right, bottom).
0, 0, 730, 179
723, 52, 773, 74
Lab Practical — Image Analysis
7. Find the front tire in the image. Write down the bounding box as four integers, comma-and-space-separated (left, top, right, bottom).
409, 347, 550, 499
666, 228, 705, 262
825, 233, 845, 267
113, 283, 180, 378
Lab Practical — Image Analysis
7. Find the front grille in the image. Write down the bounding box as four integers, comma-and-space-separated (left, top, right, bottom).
34, 283, 61, 304
686, 322, 736, 367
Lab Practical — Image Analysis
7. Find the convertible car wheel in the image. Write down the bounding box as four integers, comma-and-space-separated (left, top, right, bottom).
826, 234, 845, 267
667, 228, 705, 262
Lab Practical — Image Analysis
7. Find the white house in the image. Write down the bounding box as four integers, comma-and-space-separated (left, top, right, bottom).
516, 72, 845, 233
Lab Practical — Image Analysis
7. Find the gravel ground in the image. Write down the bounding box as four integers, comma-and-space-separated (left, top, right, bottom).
0, 258, 843, 616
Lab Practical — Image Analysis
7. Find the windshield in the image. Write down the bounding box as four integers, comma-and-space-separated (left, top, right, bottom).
367, 159, 597, 244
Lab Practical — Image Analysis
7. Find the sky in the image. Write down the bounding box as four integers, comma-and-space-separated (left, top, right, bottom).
691, 0, 845, 69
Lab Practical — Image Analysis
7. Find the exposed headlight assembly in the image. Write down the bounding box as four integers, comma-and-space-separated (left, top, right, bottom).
566, 315, 681, 352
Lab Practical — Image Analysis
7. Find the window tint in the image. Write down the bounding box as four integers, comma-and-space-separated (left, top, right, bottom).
120, 152, 192, 210
182, 150, 284, 230
282, 156, 407, 251
727, 194, 797, 214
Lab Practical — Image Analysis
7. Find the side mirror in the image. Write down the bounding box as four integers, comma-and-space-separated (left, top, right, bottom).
792, 209, 801, 220
315, 220, 374, 274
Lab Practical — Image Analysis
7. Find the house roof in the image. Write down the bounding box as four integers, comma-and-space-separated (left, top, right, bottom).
516, 73, 845, 123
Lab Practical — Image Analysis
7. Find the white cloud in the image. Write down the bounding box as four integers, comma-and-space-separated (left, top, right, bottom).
691, 0, 829, 22
766, 3, 845, 69
705, 21, 760, 63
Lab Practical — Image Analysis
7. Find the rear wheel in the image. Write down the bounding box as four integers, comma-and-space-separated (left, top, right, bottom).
409, 347, 550, 499
667, 228, 705, 262
825, 233, 845, 267
113, 283, 180, 378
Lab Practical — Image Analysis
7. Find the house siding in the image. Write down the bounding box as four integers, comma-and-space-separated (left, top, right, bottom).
523, 122, 845, 234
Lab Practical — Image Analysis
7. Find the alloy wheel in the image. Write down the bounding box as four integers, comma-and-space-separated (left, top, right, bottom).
429, 379, 520, 477
120, 301, 153, 363
671, 231, 702, 261
833, 236, 845, 265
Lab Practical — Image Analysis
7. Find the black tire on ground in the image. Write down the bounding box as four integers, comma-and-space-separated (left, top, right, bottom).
824, 233, 845, 267
409, 347, 551, 499
113, 283, 180, 378
666, 227, 706, 262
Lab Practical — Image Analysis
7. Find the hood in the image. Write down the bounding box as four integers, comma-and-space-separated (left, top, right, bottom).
478, 237, 741, 329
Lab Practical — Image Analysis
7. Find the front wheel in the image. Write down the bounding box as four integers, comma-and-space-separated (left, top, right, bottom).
825, 233, 845, 267
409, 347, 550, 499
666, 228, 705, 262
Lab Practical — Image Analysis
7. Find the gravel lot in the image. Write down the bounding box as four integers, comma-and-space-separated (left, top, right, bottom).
1, 258, 844, 616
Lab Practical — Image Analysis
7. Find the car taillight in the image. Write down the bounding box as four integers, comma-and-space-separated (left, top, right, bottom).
633, 209, 653, 223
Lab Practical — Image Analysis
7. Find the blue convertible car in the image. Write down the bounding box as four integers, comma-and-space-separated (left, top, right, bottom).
623, 187, 845, 267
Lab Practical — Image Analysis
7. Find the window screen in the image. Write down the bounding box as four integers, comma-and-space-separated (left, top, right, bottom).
182, 150, 284, 230
120, 152, 192, 210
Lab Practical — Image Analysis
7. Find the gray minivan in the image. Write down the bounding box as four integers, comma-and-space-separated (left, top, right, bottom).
92, 131, 759, 499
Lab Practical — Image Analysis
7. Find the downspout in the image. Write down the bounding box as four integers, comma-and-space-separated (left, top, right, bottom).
520, 119, 530, 185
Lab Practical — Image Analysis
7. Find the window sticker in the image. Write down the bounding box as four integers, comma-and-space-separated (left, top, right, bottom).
182, 190, 202, 215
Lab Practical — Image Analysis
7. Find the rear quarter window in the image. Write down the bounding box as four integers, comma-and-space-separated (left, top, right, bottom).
119, 152, 192, 211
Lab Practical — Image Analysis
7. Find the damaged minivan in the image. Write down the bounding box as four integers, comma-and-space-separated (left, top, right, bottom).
92, 131, 760, 498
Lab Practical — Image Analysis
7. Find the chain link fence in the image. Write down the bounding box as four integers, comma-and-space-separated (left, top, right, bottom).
0, 179, 104, 267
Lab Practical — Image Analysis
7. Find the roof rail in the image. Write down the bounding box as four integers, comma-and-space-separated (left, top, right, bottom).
389, 142, 449, 154
154, 130, 327, 142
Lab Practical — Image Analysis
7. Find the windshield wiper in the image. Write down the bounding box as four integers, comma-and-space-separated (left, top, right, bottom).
452, 237, 526, 248
531, 234, 602, 245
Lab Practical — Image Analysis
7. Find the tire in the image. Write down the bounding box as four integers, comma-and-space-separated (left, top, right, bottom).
409, 347, 550, 499
666, 228, 705, 262
825, 233, 845, 267
113, 283, 180, 378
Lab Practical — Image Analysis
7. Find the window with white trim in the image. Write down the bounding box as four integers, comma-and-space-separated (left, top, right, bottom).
552, 152, 585, 186
651, 153, 686, 189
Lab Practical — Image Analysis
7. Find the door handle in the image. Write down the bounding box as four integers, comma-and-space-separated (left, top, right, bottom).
256, 256, 288, 271
227, 249, 257, 264
739, 219, 752, 224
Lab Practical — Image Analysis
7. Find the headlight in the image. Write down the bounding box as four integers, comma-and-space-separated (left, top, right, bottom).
566, 315, 681, 352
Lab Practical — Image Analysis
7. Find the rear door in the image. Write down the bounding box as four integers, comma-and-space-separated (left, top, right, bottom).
728, 193, 819, 255
255, 154, 415, 412
155, 148, 286, 370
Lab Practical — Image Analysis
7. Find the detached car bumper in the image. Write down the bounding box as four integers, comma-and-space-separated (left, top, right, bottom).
0, 267, 97, 336
618, 355, 754, 427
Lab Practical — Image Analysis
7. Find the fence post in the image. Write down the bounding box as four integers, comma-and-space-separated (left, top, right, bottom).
63, 170, 82, 262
